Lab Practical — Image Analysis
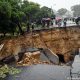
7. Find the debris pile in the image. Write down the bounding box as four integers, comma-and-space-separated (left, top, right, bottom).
17, 51, 51, 66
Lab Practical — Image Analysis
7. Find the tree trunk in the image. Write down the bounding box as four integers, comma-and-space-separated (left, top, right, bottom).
3, 33, 6, 37
17, 22, 24, 35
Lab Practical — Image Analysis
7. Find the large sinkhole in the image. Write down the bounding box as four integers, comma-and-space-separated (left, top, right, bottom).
0, 47, 80, 66
56, 54, 65, 63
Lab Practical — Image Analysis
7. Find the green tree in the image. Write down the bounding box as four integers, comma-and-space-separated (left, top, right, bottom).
58, 8, 67, 16
0, 1, 11, 36
0, 0, 25, 35
0, 0, 55, 36
35, 6, 54, 20
11, 11, 25, 35
21, 1, 40, 32
71, 4, 80, 17
9, 0, 24, 35
22, 1, 40, 21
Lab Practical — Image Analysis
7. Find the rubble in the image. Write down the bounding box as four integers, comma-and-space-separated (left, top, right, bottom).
17, 51, 52, 66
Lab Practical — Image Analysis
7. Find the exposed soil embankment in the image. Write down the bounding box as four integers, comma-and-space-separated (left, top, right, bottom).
0, 26, 80, 63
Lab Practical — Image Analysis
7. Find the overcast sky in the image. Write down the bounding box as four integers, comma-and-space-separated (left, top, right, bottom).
29, 0, 80, 11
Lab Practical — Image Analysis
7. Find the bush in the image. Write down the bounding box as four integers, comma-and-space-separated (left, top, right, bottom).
0, 65, 21, 79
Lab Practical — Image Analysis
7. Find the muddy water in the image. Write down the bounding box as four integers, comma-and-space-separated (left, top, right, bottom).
6, 65, 70, 80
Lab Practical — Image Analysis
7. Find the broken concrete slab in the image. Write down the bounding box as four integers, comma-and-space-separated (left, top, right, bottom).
43, 49, 59, 64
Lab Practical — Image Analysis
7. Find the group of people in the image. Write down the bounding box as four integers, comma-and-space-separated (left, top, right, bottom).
55, 18, 67, 27
26, 17, 68, 32
41, 17, 68, 27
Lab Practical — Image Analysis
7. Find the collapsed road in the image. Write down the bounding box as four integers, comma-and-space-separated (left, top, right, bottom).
0, 26, 80, 64
5, 49, 80, 80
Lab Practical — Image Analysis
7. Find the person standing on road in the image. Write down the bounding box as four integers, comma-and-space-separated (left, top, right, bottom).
57, 19, 62, 27
31, 22, 34, 31
63, 19, 67, 27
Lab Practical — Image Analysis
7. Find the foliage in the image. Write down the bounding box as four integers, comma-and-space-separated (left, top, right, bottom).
36, 6, 54, 20
0, 0, 54, 36
0, 65, 21, 79
22, 1, 40, 21
0, 1, 11, 35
